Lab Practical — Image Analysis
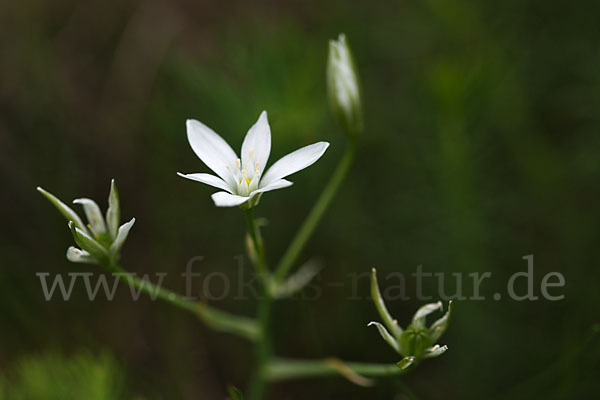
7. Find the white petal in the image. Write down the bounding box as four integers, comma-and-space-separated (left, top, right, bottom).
423, 344, 448, 359
250, 179, 293, 198
73, 198, 107, 236
241, 111, 271, 172
260, 142, 330, 187
186, 119, 238, 185
211, 191, 250, 207
177, 172, 232, 193
66, 246, 96, 264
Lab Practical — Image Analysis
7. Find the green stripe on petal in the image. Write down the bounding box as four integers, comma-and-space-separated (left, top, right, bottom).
109, 218, 135, 254
367, 321, 402, 355
429, 300, 452, 342
371, 268, 403, 338
69, 222, 108, 262
37, 187, 87, 232
106, 179, 120, 239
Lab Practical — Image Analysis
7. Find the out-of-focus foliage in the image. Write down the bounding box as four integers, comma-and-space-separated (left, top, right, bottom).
0, 352, 131, 400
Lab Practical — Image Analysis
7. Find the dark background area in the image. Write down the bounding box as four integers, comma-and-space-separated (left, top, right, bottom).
1, 0, 599, 398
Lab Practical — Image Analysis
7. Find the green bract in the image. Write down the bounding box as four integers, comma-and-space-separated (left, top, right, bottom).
369, 268, 452, 369
37, 180, 135, 265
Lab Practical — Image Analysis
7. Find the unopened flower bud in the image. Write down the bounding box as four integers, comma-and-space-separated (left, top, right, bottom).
327, 33, 363, 135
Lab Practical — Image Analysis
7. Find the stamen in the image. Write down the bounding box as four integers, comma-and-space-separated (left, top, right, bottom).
249, 149, 254, 159
236, 159, 241, 169
242, 169, 251, 185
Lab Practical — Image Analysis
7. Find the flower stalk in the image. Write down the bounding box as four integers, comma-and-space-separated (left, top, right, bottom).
265, 358, 410, 384
244, 209, 274, 400
106, 261, 260, 341
274, 138, 356, 283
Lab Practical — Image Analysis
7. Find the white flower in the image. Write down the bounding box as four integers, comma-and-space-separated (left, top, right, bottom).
178, 111, 330, 207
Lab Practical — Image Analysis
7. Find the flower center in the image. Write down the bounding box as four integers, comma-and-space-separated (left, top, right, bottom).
226, 150, 261, 196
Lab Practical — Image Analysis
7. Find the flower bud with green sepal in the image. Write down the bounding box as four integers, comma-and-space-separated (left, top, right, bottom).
37, 179, 135, 266
368, 268, 452, 369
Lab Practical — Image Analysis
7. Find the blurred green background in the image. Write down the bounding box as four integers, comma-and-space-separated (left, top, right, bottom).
1, 0, 599, 398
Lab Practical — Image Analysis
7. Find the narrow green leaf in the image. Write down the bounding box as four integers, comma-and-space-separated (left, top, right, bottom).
106, 179, 120, 239
371, 268, 403, 338
37, 187, 87, 232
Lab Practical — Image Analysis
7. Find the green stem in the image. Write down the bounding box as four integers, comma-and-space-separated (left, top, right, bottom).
104, 262, 260, 341
244, 208, 267, 278
266, 358, 408, 383
274, 139, 356, 282
248, 291, 272, 400
244, 210, 273, 400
